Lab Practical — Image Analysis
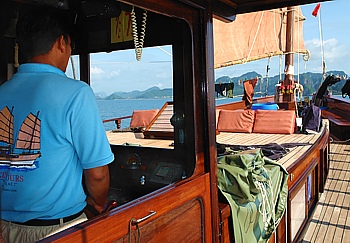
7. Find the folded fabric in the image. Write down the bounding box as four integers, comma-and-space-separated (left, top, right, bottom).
217, 149, 288, 243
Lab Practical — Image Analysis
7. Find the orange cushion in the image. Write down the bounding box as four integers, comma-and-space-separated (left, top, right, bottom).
253, 110, 296, 134
130, 109, 159, 128
216, 109, 221, 129
217, 109, 255, 133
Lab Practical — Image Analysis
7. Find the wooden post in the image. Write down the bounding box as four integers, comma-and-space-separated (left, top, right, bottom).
283, 6, 295, 102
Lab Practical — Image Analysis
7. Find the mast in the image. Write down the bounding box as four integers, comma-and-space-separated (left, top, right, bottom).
283, 6, 295, 102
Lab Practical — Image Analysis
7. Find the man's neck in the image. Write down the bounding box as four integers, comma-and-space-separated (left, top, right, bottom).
30, 53, 65, 72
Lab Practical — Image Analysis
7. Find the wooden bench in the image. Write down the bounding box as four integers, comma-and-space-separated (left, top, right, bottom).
322, 96, 350, 140
321, 108, 350, 127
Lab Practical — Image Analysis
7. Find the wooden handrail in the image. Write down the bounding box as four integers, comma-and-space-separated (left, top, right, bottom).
328, 95, 350, 104
102, 115, 132, 130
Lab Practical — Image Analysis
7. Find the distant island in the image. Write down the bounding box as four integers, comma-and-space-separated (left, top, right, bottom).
95, 70, 348, 100
95, 86, 173, 100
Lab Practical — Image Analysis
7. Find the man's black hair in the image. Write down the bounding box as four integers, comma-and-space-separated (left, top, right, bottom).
16, 6, 71, 62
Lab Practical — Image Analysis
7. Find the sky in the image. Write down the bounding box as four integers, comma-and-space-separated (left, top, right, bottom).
66, 0, 349, 95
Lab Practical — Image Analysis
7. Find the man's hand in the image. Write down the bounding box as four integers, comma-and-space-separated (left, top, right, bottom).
86, 196, 105, 213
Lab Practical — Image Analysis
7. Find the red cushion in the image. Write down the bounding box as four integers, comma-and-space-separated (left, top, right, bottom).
253, 110, 296, 134
217, 109, 255, 133
130, 109, 159, 128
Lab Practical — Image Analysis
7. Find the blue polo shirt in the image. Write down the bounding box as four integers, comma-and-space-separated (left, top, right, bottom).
0, 63, 114, 222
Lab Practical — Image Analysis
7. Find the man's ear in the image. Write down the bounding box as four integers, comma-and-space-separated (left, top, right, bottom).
57, 35, 67, 53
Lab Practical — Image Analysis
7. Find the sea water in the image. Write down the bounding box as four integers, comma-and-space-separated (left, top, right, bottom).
97, 98, 170, 131
97, 97, 241, 131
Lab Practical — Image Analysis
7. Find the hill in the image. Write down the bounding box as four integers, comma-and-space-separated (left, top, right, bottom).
95, 70, 348, 99
103, 86, 173, 100
215, 70, 348, 97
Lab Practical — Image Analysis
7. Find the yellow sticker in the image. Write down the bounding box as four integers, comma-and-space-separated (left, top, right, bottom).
111, 11, 133, 43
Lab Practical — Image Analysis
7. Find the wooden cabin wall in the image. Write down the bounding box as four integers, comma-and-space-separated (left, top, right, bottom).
199, 4, 222, 241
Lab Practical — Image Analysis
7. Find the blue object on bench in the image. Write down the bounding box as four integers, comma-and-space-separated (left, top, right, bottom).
252, 102, 279, 110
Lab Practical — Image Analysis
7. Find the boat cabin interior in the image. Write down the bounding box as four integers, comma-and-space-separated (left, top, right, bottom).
0, 0, 331, 242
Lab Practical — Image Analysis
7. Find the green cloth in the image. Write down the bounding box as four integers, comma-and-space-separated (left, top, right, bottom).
227, 82, 234, 98
217, 149, 288, 243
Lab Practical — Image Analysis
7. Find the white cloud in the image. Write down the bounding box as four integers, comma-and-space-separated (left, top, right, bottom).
110, 70, 121, 77
90, 67, 106, 87
156, 71, 171, 79
91, 66, 104, 75
305, 37, 350, 75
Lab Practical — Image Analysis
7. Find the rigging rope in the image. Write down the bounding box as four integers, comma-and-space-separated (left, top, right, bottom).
265, 57, 271, 95
317, 5, 326, 79
273, 9, 279, 54
255, 166, 279, 236
245, 11, 265, 63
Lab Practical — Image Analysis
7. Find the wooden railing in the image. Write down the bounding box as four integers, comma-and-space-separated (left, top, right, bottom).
322, 96, 350, 140
102, 115, 132, 130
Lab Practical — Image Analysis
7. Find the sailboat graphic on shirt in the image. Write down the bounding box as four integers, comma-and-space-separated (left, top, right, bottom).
0, 106, 41, 167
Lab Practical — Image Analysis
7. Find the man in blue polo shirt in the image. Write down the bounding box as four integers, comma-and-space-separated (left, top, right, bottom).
0, 6, 114, 242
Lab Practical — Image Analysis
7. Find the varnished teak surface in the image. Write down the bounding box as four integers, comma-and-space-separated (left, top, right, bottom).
107, 124, 327, 171
40, 174, 212, 242
106, 131, 174, 149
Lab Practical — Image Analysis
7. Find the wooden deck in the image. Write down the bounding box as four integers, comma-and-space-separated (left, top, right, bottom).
301, 139, 350, 243
106, 127, 323, 168
106, 131, 174, 149
107, 123, 327, 170
216, 130, 323, 169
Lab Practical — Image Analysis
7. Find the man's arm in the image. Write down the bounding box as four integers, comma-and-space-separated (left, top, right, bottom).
84, 165, 110, 213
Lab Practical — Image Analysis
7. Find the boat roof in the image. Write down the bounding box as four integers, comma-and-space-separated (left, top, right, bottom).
198, 0, 331, 21
4, 0, 331, 21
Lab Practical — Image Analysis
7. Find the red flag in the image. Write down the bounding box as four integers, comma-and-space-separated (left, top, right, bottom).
312, 3, 321, 17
